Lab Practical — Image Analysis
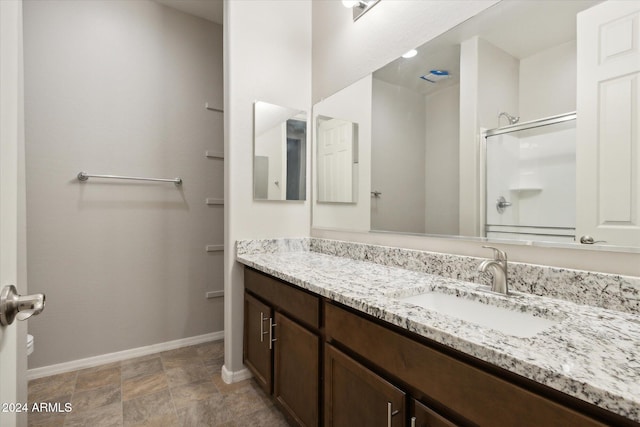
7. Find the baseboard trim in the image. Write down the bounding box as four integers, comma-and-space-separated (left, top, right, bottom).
221, 364, 252, 384
27, 331, 224, 380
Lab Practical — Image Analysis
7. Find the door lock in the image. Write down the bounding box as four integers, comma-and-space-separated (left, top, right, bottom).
0, 285, 46, 326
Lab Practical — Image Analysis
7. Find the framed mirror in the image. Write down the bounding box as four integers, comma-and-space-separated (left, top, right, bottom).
312, 0, 640, 251
253, 101, 307, 201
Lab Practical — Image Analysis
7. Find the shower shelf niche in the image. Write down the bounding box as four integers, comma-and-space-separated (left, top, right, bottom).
509, 187, 542, 192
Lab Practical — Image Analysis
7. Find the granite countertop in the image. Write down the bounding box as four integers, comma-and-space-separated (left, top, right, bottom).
236, 249, 640, 422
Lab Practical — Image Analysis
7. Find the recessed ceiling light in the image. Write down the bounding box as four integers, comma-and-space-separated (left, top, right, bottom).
402, 49, 418, 59
342, 0, 358, 8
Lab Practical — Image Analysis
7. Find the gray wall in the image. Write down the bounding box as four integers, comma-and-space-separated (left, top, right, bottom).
24, 0, 223, 368
425, 84, 460, 235
371, 78, 426, 234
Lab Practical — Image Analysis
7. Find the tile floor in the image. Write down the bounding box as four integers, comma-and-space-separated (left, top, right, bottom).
27, 341, 289, 427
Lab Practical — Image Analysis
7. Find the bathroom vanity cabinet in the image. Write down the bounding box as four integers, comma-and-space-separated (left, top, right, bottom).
243, 267, 635, 427
243, 268, 320, 426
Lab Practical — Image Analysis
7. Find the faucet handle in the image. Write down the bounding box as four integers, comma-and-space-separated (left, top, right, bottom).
482, 246, 507, 262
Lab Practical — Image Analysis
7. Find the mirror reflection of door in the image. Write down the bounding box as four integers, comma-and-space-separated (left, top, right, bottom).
576, 0, 640, 247
317, 117, 357, 203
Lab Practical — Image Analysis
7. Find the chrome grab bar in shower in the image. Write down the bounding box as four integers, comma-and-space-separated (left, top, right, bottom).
77, 172, 182, 185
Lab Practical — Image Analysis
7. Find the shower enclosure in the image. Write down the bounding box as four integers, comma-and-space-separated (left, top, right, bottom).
484, 112, 577, 243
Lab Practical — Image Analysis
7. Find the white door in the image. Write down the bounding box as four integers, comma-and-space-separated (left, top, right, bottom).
317, 118, 354, 202
0, 1, 28, 426
576, 0, 640, 247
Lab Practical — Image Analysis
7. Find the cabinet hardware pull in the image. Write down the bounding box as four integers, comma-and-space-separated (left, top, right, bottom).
410, 416, 416, 427
269, 318, 277, 350
387, 402, 399, 427
260, 312, 269, 342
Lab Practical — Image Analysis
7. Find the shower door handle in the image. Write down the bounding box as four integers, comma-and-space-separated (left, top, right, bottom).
0, 285, 46, 326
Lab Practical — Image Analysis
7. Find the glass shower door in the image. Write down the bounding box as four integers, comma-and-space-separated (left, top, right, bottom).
485, 115, 576, 243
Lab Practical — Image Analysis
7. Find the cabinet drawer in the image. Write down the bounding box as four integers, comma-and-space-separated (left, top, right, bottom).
245, 268, 320, 329
325, 302, 607, 427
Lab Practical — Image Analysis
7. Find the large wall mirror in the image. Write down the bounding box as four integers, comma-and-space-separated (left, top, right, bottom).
312, 0, 640, 251
254, 101, 307, 201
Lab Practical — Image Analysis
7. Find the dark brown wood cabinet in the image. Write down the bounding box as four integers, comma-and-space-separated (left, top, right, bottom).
243, 292, 272, 394
243, 267, 638, 427
325, 344, 405, 427
243, 268, 320, 427
274, 312, 320, 426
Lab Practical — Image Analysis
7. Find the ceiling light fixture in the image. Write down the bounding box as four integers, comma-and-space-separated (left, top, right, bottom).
344, 0, 381, 22
402, 49, 418, 59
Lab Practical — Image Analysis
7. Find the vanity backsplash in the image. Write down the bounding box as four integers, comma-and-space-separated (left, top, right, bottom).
236, 237, 640, 315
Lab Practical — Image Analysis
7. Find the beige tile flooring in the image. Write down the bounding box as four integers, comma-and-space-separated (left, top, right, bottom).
27, 341, 289, 427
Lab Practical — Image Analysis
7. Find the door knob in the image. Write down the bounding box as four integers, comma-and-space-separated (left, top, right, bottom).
579, 235, 606, 245
0, 285, 46, 326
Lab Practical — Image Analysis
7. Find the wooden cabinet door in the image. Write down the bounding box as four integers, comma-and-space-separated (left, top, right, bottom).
411, 399, 459, 427
273, 312, 319, 427
243, 292, 272, 394
325, 344, 405, 427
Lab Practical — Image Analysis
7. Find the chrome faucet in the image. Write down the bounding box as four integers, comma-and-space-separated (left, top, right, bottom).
478, 246, 508, 295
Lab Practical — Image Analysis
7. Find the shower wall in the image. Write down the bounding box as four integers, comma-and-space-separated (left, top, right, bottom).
24, 0, 223, 369
519, 40, 577, 121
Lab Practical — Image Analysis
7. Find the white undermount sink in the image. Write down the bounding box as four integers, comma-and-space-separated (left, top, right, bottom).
397, 291, 559, 338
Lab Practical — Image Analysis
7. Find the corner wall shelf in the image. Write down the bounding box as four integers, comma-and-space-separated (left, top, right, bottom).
509, 187, 543, 192
205, 102, 223, 113
205, 150, 224, 159
206, 290, 224, 299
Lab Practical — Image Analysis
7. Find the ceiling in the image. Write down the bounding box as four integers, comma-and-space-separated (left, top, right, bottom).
374, 0, 602, 95
153, 0, 223, 25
